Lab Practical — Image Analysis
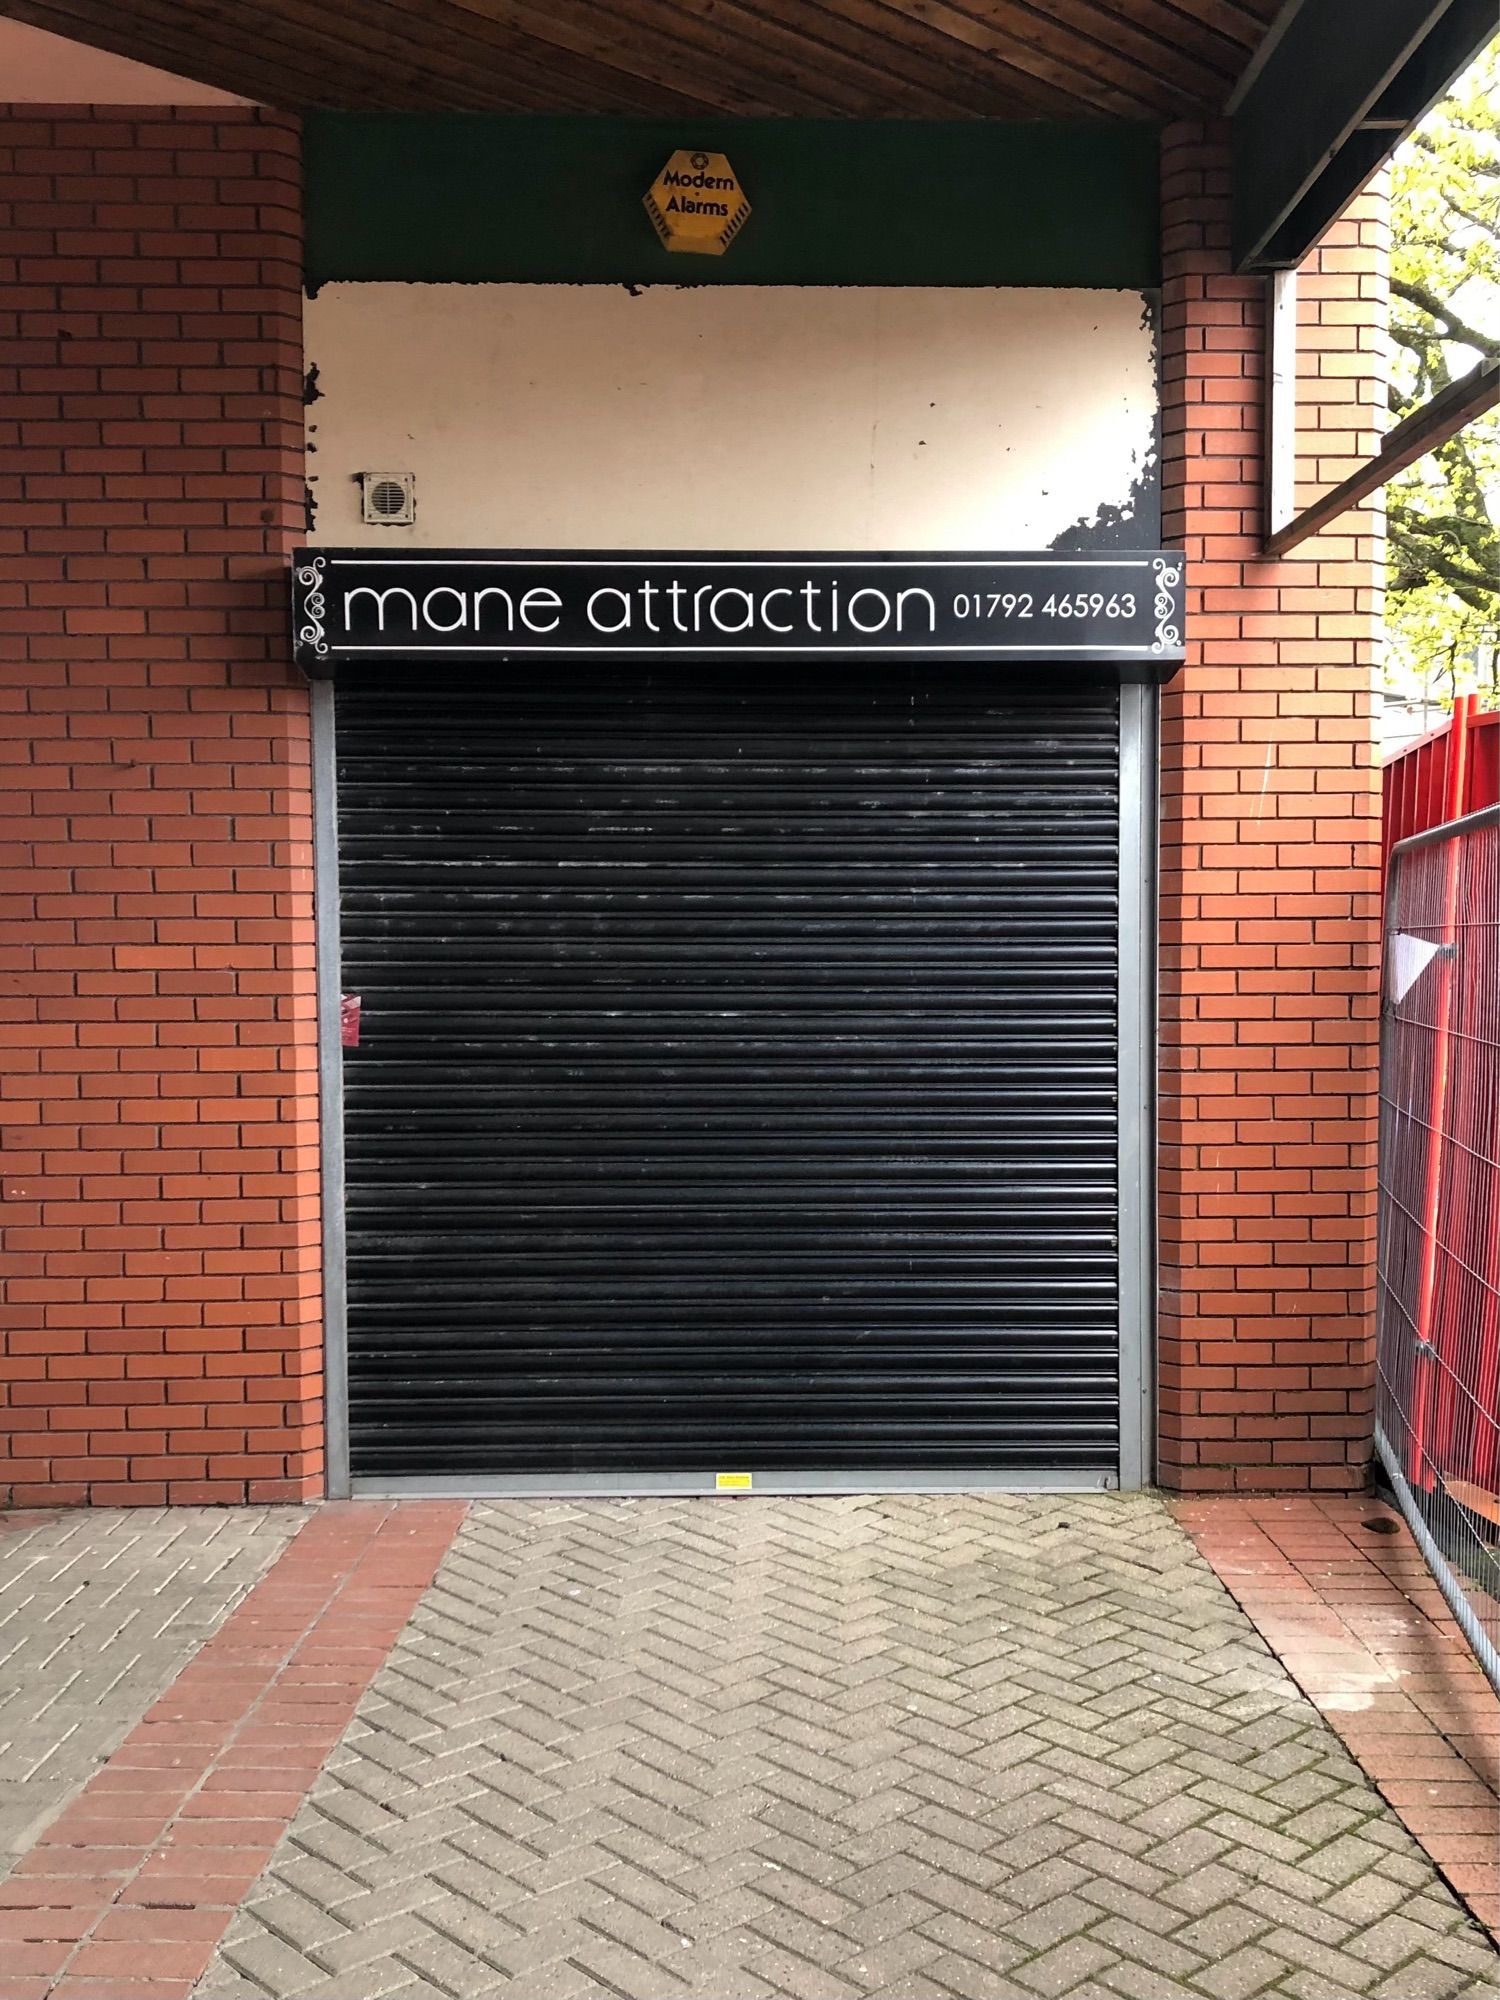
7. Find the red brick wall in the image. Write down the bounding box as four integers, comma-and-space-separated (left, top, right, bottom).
1158, 124, 1385, 1491
0, 107, 320, 1504
1, 105, 1389, 1504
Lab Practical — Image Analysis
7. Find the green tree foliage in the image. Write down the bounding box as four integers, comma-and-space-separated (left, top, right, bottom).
1386, 35, 1500, 706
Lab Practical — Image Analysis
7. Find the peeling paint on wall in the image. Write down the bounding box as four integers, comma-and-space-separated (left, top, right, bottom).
305, 283, 1158, 552
1049, 452, 1161, 552
1050, 291, 1161, 551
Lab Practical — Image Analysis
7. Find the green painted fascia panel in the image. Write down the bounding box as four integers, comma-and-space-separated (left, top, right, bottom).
304, 115, 1160, 289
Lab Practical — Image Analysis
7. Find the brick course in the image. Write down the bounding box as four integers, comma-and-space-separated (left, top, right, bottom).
1157, 124, 1386, 1491
0, 107, 318, 1505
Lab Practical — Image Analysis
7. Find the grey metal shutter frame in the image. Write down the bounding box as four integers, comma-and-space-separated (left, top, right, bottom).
331, 664, 1125, 1482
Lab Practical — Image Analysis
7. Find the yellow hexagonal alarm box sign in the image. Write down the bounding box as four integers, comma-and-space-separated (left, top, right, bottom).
644, 150, 751, 257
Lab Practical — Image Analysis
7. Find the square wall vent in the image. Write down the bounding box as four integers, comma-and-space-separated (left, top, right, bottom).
359, 471, 416, 526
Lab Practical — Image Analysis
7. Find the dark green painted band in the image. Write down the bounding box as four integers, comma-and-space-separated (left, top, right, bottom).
304, 114, 1160, 289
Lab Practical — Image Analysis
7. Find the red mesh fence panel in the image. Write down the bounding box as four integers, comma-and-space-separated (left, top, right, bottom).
1382, 701, 1500, 870
1376, 807, 1500, 1691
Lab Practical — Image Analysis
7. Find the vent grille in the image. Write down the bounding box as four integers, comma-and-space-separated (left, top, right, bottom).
359, 472, 415, 525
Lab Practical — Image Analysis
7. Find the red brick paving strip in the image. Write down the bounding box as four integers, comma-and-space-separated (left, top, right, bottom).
0, 1501, 466, 2000
1177, 1491, 1500, 1942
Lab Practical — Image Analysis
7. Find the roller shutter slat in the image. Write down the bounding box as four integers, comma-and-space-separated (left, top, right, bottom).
336, 664, 1120, 1476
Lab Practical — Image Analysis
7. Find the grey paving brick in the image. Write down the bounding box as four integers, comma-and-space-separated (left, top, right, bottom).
1358, 1912, 1474, 1973
217, 1925, 336, 1996
0, 1505, 300, 1873
1158, 1857, 1248, 1916
1426, 1925, 1500, 1979
1088, 1915, 1208, 1981
1367, 1962, 1500, 2000
1012, 1933, 1119, 1995
1193, 1942, 1287, 1999
184, 1495, 1497, 2000
1100, 1963, 1221, 2000
1323, 1871, 1427, 1929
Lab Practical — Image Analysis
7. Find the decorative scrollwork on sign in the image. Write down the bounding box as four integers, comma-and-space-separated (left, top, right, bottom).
1152, 555, 1182, 655
295, 555, 328, 659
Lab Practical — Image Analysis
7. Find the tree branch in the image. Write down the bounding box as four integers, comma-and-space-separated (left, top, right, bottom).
1388, 522, 1499, 607
1390, 279, 1500, 362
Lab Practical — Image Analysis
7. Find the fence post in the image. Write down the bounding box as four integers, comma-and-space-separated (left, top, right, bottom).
1407, 707, 1472, 1492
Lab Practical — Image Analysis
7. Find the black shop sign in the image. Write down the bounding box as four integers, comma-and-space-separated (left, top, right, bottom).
293, 550, 1184, 674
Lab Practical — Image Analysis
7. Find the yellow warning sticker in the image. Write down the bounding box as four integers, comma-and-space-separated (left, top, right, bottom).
715, 1471, 753, 1491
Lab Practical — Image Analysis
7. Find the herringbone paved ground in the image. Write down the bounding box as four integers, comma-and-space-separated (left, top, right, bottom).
196, 1496, 1500, 2000
0, 1507, 301, 1870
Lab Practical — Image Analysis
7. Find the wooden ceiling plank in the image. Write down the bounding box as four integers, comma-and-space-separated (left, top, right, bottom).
284, 0, 876, 117
1088, 0, 1255, 73
449, 0, 1020, 120
0, 0, 417, 110
796, 0, 1136, 121
0, 0, 1148, 120
0, 0, 835, 117
362, 0, 792, 115
270, 28, 663, 117
860, 0, 1169, 116
1172, 0, 1281, 48
5, 0, 576, 112
385, 0, 909, 120
0, 0, 1283, 120
927, 0, 1231, 108
711, 0, 1087, 118
1093, 0, 1273, 66
171, 0, 788, 117
796, 0, 1117, 115
263, 0, 807, 117
698, 2, 1081, 118
298, 42, 716, 117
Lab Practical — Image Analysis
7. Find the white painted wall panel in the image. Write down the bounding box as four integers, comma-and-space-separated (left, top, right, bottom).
306, 283, 1156, 551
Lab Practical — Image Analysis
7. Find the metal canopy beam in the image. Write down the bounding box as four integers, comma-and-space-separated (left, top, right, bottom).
1232, 0, 1498, 273
1264, 359, 1500, 559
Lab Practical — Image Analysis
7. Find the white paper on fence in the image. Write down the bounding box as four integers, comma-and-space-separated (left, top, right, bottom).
1389, 932, 1444, 1004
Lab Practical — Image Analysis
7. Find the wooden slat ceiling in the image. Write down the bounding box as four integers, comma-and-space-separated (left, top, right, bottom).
0, 0, 1283, 120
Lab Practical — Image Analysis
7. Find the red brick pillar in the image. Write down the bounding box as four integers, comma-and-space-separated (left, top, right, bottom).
1, 108, 321, 1504
1157, 124, 1385, 1492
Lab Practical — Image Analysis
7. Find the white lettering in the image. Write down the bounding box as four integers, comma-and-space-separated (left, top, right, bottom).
421, 586, 467, 632
761, 587, 793, 635
846, 588, 890, 635
472, 586, 516, 630
344, 585, 418, 631
343, 569, 947, 650
519, 587, 561, 634
587, 586, 632, 634
709, 587, 754, 635
895, 587, 937, 634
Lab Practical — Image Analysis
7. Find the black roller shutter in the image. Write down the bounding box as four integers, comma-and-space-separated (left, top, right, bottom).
335, 664, 1122, 1479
